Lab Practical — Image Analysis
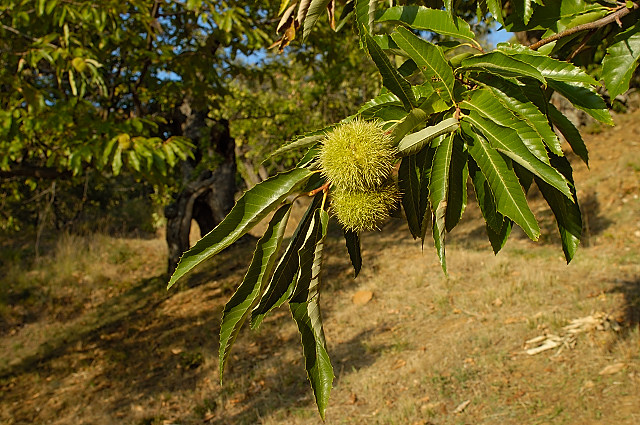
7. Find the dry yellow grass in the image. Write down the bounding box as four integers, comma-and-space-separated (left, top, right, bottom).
1, 109, 639, 425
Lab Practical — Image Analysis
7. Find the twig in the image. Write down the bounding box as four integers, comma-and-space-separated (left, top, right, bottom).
567, 30, 595, 61
307, 181, 330, 197
1, 24, 58, 49
529, 3, 638, 51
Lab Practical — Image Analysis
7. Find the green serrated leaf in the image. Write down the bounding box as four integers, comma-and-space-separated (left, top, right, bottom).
469, 160, 502, 232
549, 81, 613, 125
303, 0, 332, 40
355, 0, 376, 37
445, 0, 455, 23
343, 229, 362, 277
112, 144, 123, 176
291, 208, 328, 301
168, 168, 314, 289
289, 209, 333, 419
270, 132, 328, 159
377, 6, 476, 43
461, 89, 550, 165
462, 122, 540, 241
429, 133, 454, 273
432, 203, 447, 274
335, 0, 355, 32
498, 44, 598, 86
470, 160, 514, 254
547, 103, 589, 166
486, 218, 513, 253
399, 146, 434, 240
459, 51, 546, 85
513, 0, 535, 25
479, 76, 563, 156
251, 193, 323, 329
535, 155, 582, 263
486, 0, 504, 25
390, 107, 428, 144
219, 204, 292, 381
358, 92, 402, 117
445, 135, 468, 232
464, 112, 572, 199
397, 117, 459, 156
365, 33, 416, 110
602, 21, 640, 99
391, 27, 455, 104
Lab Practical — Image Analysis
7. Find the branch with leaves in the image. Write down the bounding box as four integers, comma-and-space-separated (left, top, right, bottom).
167, 0, 640, 418
529, 2, 639, 50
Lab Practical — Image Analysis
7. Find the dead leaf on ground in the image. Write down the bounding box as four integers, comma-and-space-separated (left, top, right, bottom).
352, 290, 373, 305
392, 359, 406, 369
454, 399, 471, 413
599, 363, 626, 375
348, 393, 358, 405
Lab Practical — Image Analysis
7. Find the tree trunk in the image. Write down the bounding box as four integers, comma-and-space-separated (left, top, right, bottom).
165, 99, 237, 275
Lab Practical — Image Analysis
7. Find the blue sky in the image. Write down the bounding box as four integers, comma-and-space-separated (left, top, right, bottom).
488, 28, 514, 47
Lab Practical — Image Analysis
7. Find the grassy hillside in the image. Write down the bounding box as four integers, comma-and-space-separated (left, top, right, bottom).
1, 109, 639, 425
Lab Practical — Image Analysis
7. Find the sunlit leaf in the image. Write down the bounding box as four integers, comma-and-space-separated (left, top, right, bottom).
364, 33, 416, 110
429, 133, 454, 273
478, 75, 563, 156
397, 117, 459, 156
462, 122, 540, 241
289, 209, 333, 419
303, 0, 332, 40
471, 160, 514, 253
464, 112, 572, 199
461, 89, 549, 165
219, 204, 292, 381
251, 193, 323, 329
549, 81, 613, 125
602, 21, 640, 99
168, 168, 315, 289
391, 27, 455, 103
445, 135, 468, 232
459, 51, 546, 84
377, 6, 476, 43
498, 44, 598, 86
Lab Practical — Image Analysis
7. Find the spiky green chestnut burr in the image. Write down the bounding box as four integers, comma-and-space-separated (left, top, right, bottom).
330, 183, 400, 233
319, 120, 396, 191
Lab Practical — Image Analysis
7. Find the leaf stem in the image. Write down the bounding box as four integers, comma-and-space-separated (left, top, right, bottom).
529, 3, 639, 51
308, 181, 331, 197
321, 189, 328, 211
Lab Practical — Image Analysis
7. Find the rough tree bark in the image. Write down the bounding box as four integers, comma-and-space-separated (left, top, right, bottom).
164, 99, 237, 275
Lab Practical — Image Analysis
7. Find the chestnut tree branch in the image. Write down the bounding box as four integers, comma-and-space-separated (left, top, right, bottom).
529, 3, 639, 51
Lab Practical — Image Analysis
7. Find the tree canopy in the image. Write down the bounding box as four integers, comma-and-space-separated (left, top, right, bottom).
166, 0, 640, 418
0, 0, 376, 235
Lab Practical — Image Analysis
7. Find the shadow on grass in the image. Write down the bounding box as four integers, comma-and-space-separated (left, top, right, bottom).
0, 233, 385, 425
0, 273, 170, 379
203, 327, 383, 425
609, 277, 640, 336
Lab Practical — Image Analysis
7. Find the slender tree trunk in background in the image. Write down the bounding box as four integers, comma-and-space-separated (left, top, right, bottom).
514, 30, 544, 47
164, 99, 237, 275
